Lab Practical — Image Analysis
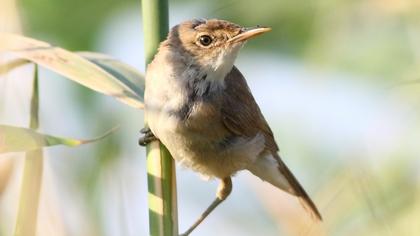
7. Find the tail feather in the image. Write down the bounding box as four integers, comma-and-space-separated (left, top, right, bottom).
249, 153, 322, 221
275, 154, 323, 221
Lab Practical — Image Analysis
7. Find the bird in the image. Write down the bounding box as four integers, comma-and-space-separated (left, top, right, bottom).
140, 18, 322, 235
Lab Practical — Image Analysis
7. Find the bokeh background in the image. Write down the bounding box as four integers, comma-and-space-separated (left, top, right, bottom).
2, 0, 420, 235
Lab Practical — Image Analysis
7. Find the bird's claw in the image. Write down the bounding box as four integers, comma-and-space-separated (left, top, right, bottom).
138, 127, 158, 146
140, 127, 150, 134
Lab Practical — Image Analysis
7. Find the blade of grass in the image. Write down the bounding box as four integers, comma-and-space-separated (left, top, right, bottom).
14, 64, 42, 236
141, 0, 178, 235
0, 34, 144, 109
14, 148, 43, 236
78, 52, 145, 102
0, 124, 118, 154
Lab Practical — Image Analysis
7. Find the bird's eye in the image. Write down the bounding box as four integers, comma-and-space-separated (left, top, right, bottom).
198, 35, 213, 46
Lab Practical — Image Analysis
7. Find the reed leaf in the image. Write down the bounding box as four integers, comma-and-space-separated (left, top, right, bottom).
0, 33, 144, 109
0, 124, 118, 154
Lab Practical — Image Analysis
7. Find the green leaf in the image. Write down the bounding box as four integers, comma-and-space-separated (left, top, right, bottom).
0, 33, 144, 109
78, 52, 145, 103
0, 125, 118, 154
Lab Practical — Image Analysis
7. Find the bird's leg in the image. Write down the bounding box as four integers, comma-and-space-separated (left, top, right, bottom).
180, 177, 232, 236
138, 127, 158, 146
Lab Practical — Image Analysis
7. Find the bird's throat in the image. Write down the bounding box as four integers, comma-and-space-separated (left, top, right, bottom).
208, 46, 240, 82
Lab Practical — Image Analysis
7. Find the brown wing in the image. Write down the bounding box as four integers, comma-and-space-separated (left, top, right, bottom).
221, 66, 278, 153
222, 66, 322, 221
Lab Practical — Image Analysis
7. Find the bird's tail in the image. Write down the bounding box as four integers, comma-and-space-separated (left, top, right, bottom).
248, 153, 322, 221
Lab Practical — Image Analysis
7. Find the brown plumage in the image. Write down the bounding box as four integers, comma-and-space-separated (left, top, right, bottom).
223, 66, 322, 220
144, 19, 322, 235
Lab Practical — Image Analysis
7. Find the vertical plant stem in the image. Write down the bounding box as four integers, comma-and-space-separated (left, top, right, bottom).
14, 64, 43, 236
141, 1, 178, 236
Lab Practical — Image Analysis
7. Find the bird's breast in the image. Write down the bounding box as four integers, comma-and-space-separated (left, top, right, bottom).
145, 60, 264, 178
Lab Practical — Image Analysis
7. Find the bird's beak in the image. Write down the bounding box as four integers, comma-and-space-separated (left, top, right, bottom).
228, 26, 271, 43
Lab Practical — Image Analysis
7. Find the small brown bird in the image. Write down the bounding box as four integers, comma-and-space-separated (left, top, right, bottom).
140, 19, 322, 235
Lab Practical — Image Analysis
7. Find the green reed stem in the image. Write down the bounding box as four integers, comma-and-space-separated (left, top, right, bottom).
141, 0, 178, 235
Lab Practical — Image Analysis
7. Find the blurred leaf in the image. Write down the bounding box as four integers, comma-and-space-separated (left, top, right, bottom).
15, 64, 42, 236
0, 125, 118, 154
14, 149, 43, 236
29, 64, 39, 129
0, 33, 144, 109
78, 52, 145, 102
0, 58, 30, 75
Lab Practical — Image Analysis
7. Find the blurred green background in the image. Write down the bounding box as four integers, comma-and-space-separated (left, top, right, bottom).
1, 0, 420, 235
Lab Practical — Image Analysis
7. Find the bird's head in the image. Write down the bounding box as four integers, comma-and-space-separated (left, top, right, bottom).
165, 19, 271, 81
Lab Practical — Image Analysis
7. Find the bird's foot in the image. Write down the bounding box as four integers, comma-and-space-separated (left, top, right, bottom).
179, 177, 232, 236
138, 127, 158, 146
